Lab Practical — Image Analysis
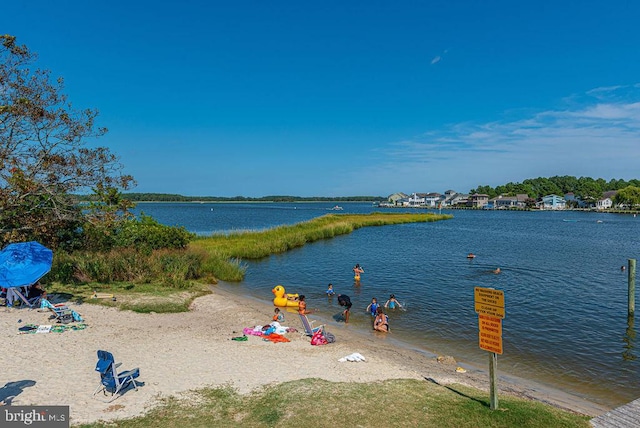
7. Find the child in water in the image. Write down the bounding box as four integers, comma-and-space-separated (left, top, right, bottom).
366, 297, 379, 316
384, 294, 402, 310
326, 283, 335, 296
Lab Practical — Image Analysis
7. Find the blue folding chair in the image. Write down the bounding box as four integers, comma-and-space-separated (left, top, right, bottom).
93, 350, 140, 402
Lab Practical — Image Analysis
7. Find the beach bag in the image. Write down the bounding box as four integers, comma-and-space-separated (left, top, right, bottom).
324, 331, 336, 343
311, 330, 328, 346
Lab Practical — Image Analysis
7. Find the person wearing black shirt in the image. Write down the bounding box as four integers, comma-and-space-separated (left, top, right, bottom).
337, 294, 352, 323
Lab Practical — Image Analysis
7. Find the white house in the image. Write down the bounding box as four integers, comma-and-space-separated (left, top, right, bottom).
408, 193, 426, 206
423, 192, 443, 207
596, 198, 613, 210
596, 191, 617, 210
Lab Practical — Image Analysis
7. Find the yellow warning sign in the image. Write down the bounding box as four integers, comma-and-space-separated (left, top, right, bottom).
478, 314, 503, 354
474, 287, 505, 319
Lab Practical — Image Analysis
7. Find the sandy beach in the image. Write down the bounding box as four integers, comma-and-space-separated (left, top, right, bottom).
1, 286, 610, 425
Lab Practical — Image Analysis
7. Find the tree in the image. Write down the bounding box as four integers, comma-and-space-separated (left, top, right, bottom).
613, 186, 640, 209
0, 35, 135, 248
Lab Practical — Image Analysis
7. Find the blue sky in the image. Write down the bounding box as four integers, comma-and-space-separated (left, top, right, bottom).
4, 1, 640, 197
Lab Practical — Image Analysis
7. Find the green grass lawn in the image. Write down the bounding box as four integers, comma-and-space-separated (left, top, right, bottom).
78, 379, 591, 428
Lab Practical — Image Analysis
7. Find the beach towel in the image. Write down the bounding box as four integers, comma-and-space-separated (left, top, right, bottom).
263, 333, 290, 343
18, 323, 87, 334
269, 321, 290, 334
338, 353, 366, 362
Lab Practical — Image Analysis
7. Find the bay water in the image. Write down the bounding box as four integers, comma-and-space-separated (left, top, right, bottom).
134, 202, 639, 408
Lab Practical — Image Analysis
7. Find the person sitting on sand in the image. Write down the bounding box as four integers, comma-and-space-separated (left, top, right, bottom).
384, 294, 402, 310
373, 307, 389, 332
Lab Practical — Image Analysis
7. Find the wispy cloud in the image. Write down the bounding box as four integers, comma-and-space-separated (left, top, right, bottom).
372, 85, 640, 192
430, 49, 448, 65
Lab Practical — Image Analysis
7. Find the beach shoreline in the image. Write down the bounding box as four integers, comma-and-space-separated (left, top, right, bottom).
0, 285, 610, 425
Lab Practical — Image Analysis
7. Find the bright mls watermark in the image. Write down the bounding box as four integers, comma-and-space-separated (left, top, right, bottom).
2, 406, 69, 427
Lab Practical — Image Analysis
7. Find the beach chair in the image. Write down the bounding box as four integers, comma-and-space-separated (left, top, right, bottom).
93, 350, 140, 402
299, 313, 324, 338
40, 299, 81, 324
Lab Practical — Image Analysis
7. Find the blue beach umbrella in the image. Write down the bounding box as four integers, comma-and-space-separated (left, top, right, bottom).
0, 241, 53, 288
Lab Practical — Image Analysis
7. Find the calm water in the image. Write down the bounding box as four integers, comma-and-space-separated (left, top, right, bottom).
134, 202, 640, 408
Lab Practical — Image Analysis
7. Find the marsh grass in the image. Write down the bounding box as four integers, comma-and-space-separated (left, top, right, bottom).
77, 379, 590, 428
50, 248, 208, 288
192, 212, 452, 281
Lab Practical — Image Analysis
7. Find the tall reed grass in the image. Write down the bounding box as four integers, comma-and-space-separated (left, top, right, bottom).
49, 248, 207, 289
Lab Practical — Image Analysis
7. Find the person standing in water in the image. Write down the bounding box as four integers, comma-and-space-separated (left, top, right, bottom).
326, 283, 335, 296
353, 264, 364, 281
366, 297, 379, 316
337, 294, 352, 323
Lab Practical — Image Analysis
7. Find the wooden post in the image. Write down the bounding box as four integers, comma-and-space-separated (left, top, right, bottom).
629, 259, 636, 316
489, 352, 498, 410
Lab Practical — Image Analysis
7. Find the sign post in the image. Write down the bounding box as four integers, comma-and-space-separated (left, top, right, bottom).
474, 287, 505, 411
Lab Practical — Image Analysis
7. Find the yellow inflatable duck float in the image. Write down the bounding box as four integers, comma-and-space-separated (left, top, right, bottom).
272, 285, 299, 308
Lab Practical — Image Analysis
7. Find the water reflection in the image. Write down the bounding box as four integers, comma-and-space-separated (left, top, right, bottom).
623, 314, 636, 361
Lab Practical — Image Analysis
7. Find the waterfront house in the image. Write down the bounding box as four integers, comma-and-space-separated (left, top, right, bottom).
387, 192, 408, 206
424, 192, 443, 207
564, 192, 589, 208
408, 193, 427, 206
596, 190, 617, 210
468, 193, 489, 208
443, 191, 468, 207
489, 194, 529, 209
538, 194, 567, 210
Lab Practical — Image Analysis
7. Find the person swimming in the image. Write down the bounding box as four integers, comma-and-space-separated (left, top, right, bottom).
384, 294, 402, 310
493, 267, 501, 274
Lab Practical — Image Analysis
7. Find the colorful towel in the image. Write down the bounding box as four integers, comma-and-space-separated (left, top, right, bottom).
263, 333, 290, 343
18, 323, 88, 334
243, 327, 262, 336
231, 335, 248, 341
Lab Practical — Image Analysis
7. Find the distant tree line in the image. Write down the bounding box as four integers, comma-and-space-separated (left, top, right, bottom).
469, 176, 640, 202
75, 193, 385, 203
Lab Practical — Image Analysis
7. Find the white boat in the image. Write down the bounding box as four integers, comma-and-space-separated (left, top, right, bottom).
330, 205, 344, 211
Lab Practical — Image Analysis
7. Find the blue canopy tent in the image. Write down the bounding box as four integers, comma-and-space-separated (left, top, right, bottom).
0, 241, 53, 308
